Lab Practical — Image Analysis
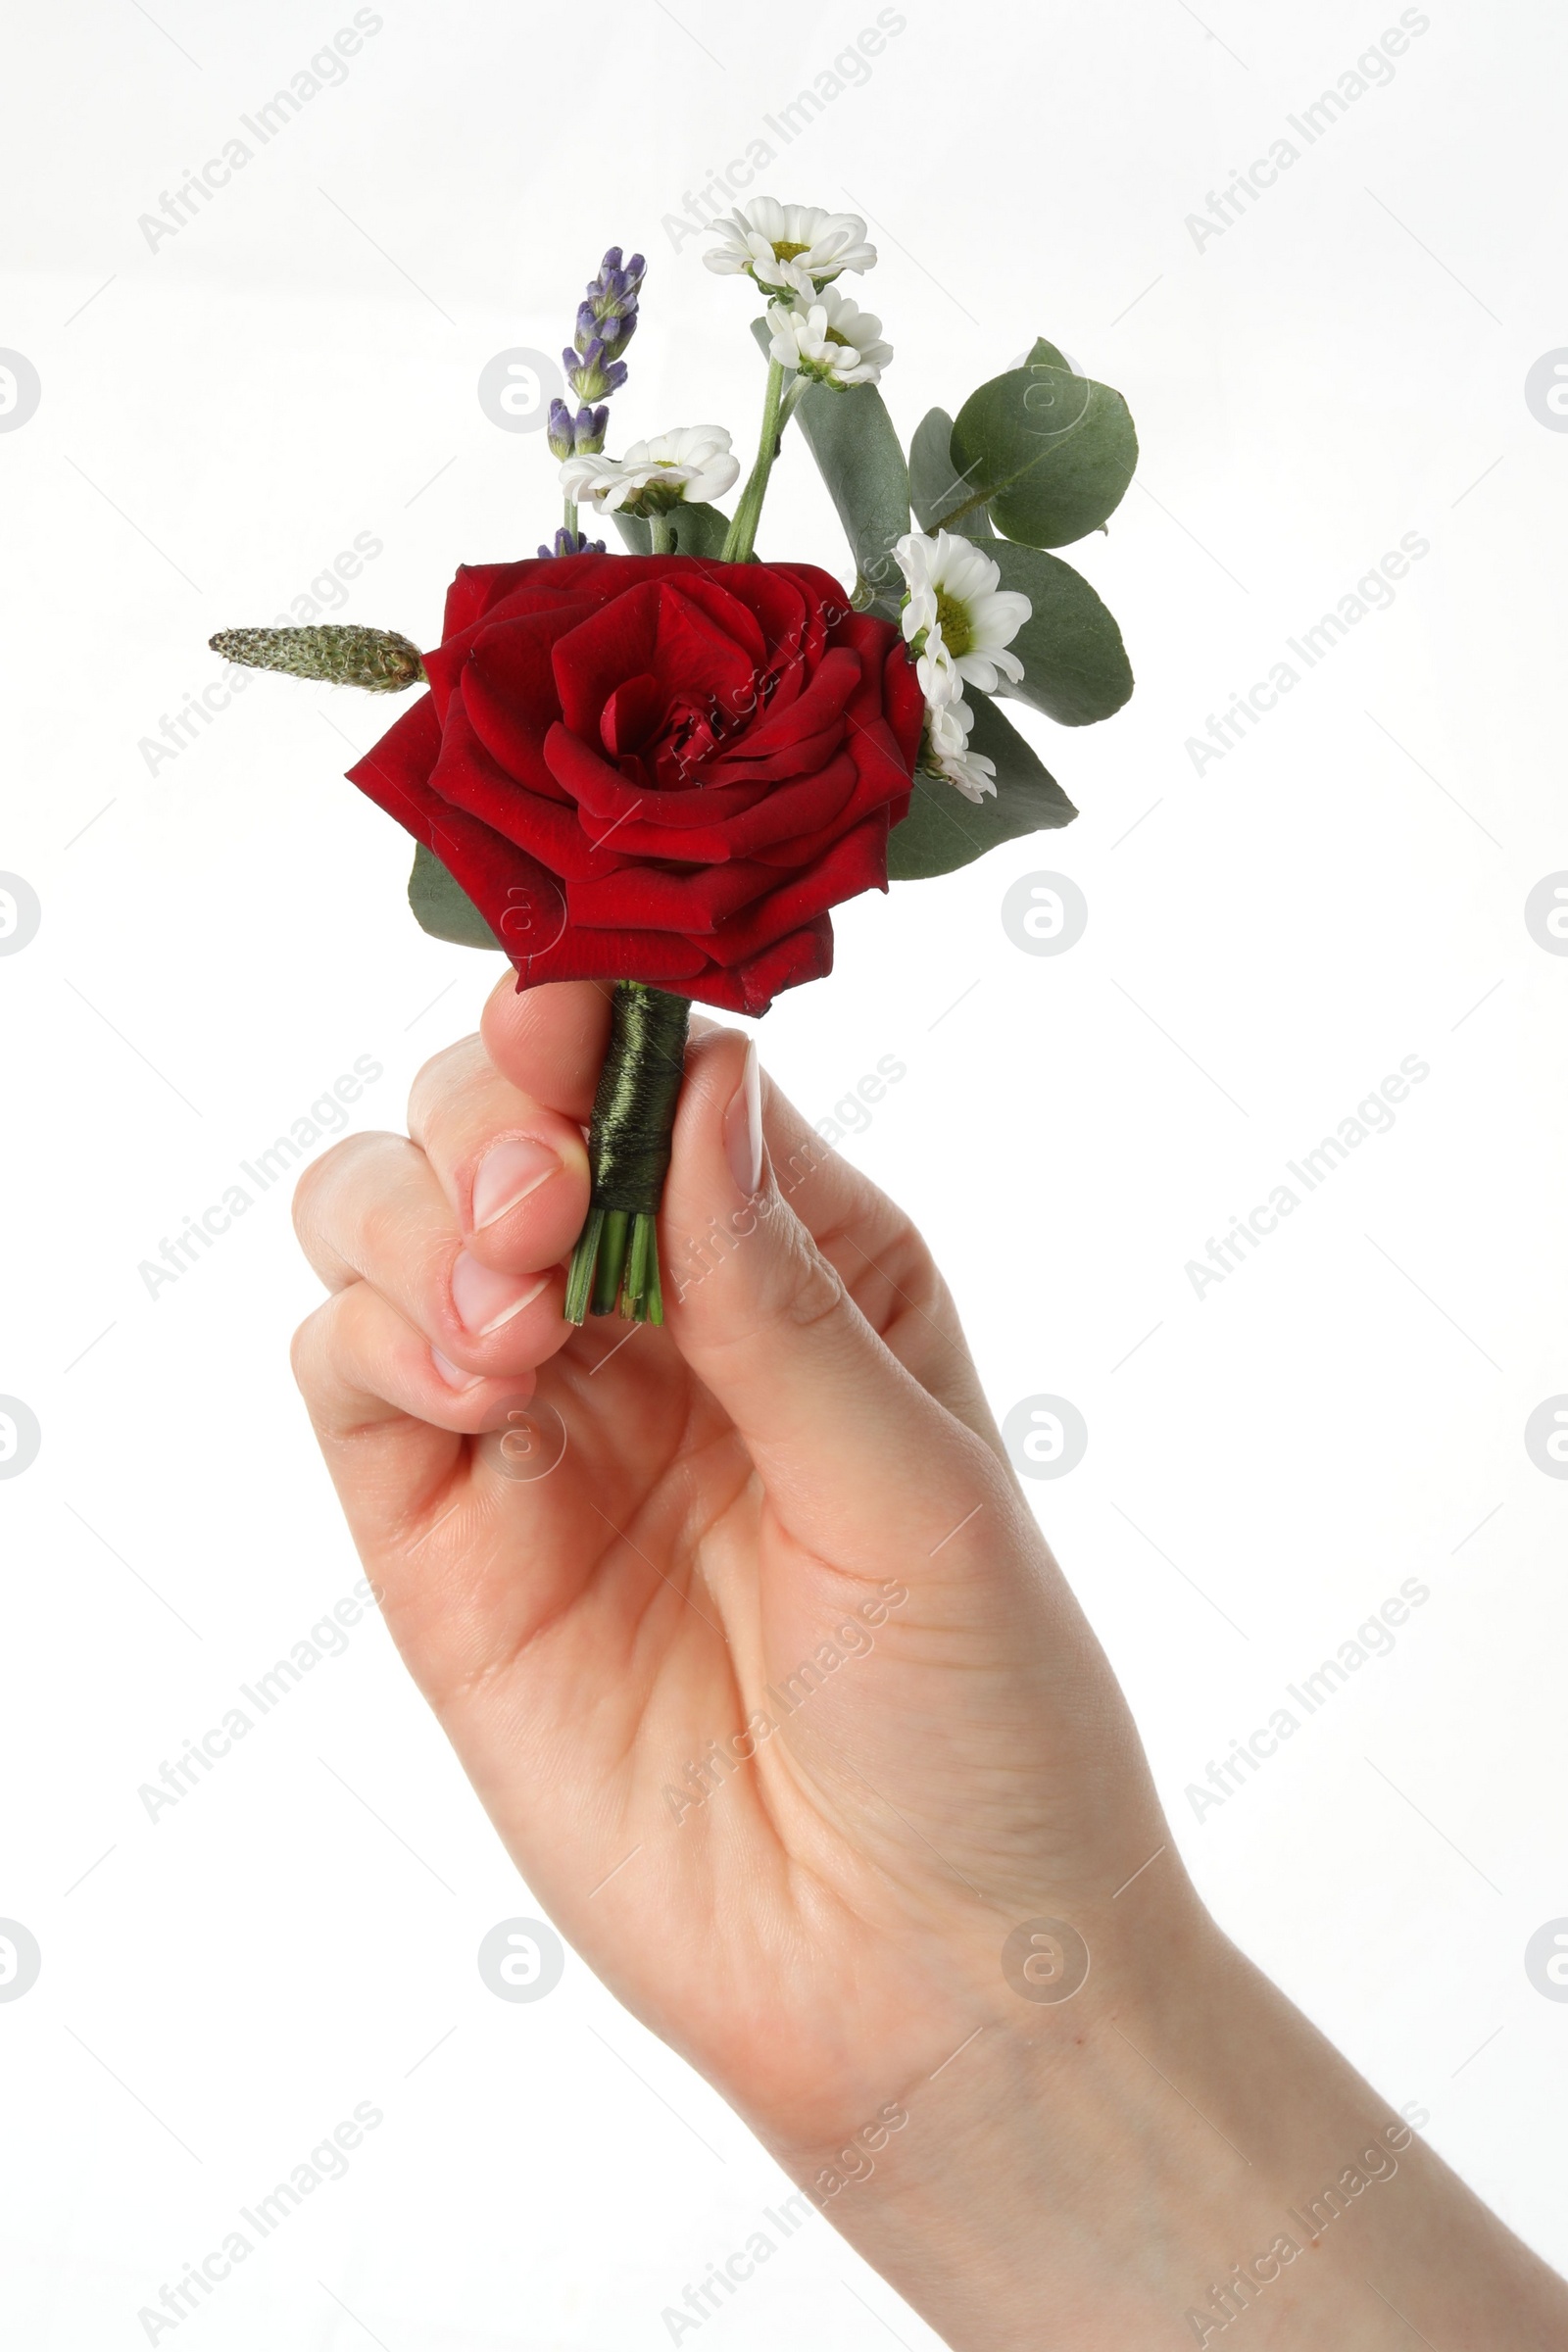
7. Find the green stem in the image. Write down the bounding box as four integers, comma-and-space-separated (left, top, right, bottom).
933, 484, 991, 531
721, 357, 789, 563
564, 493, 579, 540
564, 983, 693, 1324
592, 1210, 631, 1315
650, 513, 676, 554
564, 1207, 605, 1324
779, 374, 810, 429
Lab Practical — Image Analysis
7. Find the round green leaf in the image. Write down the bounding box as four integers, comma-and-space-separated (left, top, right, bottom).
611, 503, 732, 559
987, 545, 1134, 727
950, 360, 1137, 549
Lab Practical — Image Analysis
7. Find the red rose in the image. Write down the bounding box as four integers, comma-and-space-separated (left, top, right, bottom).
348, 552, 925, 1016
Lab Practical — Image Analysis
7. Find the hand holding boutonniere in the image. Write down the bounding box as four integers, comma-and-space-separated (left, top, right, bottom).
211, 199, 1138, 1321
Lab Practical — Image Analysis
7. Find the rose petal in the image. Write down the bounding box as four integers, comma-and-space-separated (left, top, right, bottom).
566, 856, 778, 935
458, 607, 587, 796
704, 814, 890, 966
351, 555, 919, 1017
428, 693, 620, 880
675, 918, 835, 1017
544, 719, 775, 835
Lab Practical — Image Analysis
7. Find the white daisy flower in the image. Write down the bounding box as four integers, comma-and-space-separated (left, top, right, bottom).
894, 528, 1032, 694
933, 740, 998, 803
765, 288, 892, 389
704, 199, 876, 298
925, 691, 971, 753
911, 644, 999, 803
915, 639, 966, 712
920, 692, 997, 803
560, 424, 739, 515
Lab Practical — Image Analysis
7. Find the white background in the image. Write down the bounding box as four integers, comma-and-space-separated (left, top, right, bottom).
3, 0, 1566, 2343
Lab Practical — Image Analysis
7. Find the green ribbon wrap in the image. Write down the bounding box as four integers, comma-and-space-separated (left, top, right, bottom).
564, 982, 693, 1324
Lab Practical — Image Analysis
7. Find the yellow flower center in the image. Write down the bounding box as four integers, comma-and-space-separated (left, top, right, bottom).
933, 590, 973, 660
771, 239, 812, 261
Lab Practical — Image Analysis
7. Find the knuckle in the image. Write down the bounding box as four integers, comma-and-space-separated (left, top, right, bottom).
288, 1298, 329, 1389
762, 1220, 849, 1337
290, 1129, 370, 1238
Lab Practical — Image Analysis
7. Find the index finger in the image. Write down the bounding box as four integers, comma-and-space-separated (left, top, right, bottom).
479, 974, 613, 1127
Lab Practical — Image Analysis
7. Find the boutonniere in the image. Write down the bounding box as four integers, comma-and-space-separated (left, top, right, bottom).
212, 199, 1137, 1322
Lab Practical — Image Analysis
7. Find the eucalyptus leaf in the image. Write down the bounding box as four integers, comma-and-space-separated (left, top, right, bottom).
949, 360, 1137, 549
749, 316, 909, 602
611, 502, 732, 560
408, 840, 503, 951
795, 380, 910, 604
908, 407, 993, 538
887, 694, 1077, 881
1022, 335, 1073, 373
668, 502, 733, 559
986, 544, 1134, 727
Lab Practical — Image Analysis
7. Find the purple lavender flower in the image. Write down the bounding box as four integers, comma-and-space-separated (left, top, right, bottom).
564, 248, 645, 392
537, 527, 607, 559
564, 337, 628, 403
548, 399, 610, 459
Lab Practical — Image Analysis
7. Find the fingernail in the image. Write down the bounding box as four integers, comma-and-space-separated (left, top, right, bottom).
431, 1348, 482, 1391
451, 1252, 550, 1336
723, 1042, 762, 1200
471, 1136, 561, 1230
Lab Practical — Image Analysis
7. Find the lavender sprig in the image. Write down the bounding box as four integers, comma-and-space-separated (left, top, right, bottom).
547, 401, 609, 460
559, 246, 645, 537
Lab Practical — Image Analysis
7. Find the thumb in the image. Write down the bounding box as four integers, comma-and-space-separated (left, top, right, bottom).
659, 1029, 998, 1565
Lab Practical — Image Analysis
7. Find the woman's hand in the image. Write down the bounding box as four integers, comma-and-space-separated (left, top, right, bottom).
289, 974, 1568, 2352
290, 973, 1173, 2110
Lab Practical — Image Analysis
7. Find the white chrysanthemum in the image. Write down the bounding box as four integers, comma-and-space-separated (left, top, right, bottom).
925, 688, 970, 750
922, 692, 997, 803
894, 528, 1031, 694
704, 199, 876, 297
766, 288, 892, 388
934, 741, 998, 803
560, 425, 739, 515
915, 639, 966, 711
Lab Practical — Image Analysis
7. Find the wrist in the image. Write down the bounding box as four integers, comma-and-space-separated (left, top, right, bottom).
753, 1892, 1568, 2351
